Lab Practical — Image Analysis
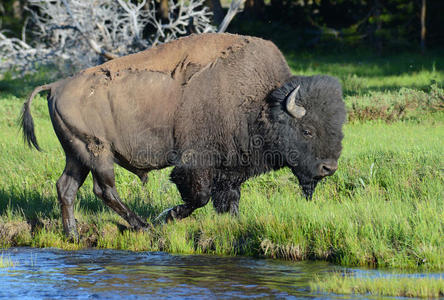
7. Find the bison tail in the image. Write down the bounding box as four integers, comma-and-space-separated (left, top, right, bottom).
20, 84, 52, 151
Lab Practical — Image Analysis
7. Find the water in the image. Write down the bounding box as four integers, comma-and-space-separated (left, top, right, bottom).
0, 248, 441, 299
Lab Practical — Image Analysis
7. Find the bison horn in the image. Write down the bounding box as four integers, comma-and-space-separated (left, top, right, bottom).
286, 85, 306, 119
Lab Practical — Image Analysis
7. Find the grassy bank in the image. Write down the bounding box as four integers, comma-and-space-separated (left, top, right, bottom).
310, 273, 444, 298
0, 51, 443, 271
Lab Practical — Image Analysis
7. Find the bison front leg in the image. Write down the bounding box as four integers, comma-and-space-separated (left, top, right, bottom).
158, 168, 212, 222
56, 157, 89, 241
92, 167, 148, 231
212, 187, 241, 216
211, 173, 242, 216
210, 172, 243, 216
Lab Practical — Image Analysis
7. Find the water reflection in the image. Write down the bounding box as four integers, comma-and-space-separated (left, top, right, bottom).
0, 248, 441, 299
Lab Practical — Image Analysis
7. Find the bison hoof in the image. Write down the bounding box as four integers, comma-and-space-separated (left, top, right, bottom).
154, 207, 176, 224
138, 224, 154, 232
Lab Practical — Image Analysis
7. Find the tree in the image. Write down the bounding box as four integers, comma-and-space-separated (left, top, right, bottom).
244, 0, 264, 18
420, 0, 426, 53
159, 0, 169, 19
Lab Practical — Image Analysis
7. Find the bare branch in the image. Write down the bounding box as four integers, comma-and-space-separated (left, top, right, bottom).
218, 0, 245, 33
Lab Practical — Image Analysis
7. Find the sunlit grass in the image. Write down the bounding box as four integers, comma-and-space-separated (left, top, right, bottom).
0, 254, 15, 268
310, 273, 444, 298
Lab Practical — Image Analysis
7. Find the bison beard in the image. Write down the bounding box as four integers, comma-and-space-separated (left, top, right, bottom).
295, 175, 319, 200
302, 181, 318, 199
20, 33, 345, 239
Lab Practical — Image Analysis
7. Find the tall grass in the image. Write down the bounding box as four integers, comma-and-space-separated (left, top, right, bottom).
0, 51, 443, 271
0, 254, 15, 268
310, 273, 444, 298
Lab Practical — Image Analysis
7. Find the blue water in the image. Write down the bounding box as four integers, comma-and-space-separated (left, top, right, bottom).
0, 248, 441, 299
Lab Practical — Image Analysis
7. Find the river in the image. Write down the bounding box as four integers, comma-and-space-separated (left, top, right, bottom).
0, 248, 441, 299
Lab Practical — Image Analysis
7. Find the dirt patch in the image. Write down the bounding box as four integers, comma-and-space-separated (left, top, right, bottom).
86, 136, 105, 157
78, 221, 100, 247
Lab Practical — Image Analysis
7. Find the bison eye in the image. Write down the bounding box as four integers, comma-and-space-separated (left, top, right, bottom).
302, 129, 313, 138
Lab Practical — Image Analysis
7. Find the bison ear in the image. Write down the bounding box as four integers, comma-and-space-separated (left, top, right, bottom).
286, 85, 306, 119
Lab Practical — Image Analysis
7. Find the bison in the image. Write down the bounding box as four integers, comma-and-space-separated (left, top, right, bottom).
21, 33, 346, 239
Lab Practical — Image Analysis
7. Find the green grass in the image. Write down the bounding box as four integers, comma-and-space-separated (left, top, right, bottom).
310, 273, 444, 298
0, 254, 15, 268
0, 51, 443, 273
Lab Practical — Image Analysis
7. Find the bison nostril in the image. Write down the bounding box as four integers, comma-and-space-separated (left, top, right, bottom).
322, 165, 332, 173
318, 160, 338, 177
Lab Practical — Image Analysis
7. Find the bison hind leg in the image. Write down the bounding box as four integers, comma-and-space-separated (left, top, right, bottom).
56, 156, 89, 240
91, 162, 149, 231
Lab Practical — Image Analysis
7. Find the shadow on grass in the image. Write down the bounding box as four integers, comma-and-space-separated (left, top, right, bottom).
0, 188, 58, 221
287, 52, 444, 77
0, 187, 167, 225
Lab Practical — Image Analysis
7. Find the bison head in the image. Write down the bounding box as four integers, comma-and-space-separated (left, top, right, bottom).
268, 75, 346, 199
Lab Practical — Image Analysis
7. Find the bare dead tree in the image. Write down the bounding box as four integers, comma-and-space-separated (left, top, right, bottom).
148, 0, 215, 46
0, 0, 244, 77
218, 0, 244, 33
